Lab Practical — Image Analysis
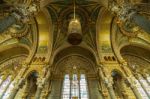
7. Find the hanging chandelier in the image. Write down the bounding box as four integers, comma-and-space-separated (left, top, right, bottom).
67, 0, 82, 45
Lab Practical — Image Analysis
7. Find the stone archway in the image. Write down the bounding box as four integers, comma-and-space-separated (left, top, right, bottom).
120, 45, 150, 73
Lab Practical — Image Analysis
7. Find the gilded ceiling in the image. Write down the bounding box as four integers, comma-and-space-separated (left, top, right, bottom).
0, 0, 149, 73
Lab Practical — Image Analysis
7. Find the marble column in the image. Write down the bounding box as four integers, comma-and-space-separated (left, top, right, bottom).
35, 66, 52, 99
8, 78, 25, 99
0, 77, 13, 99
22, 82, 30, 99
98, 67, 109, 99
126, 77, 142, 99
105, 77, 116, 99
0, 76, 8, 87
35, 78, 44, 99
143, 73, 150, 85
40, 84, 50, 99
40, 66, 52, 99
135, 74, 150, 98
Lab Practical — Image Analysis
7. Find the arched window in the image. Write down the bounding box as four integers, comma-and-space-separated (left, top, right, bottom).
62, 74, 88, 99
80, 74, 88, 99
62, 74, 70, 99
72, 74, 79, 98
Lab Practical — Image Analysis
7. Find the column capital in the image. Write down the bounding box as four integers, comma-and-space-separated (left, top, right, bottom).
36, 77, 46, 89
104, 76, 114, 88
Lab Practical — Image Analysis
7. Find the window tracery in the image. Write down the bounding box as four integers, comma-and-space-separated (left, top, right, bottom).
62, 74, 88, 99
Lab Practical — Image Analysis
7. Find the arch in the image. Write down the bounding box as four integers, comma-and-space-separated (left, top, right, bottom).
96, 7, 113, 62
25, 71, 38, 98
35, 9, 53, 63
111, 69, 124, 78
120, 44, 150, 62
25, 70, 39, 79
53, 46, 96, 66
111, 70, 125, 98
0, 44, 29, 64
111, 16, 150, 63
120, 44, 150, 73
54, 55, 96, 75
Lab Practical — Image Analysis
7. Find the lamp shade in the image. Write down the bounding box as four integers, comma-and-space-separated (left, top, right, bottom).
67, 18, 82, 45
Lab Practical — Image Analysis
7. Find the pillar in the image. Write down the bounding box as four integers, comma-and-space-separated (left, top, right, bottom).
143, 73, 150, 85
126, 77, 142, 99
0, 76, 14, 99
40, 82, 50, 99
98, 67, 109, 99
0, 75, 8, 87
135, 74, 150, 98
8, 78, 25, 99
8, 64, 28, 99
22, 82, 30, 99
105, 77, 116, 99
35, 78, 44, 99
35, 66, 51, 99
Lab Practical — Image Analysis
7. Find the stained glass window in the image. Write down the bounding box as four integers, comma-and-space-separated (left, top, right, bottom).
62, 74, 88, 99
62, 74, 70, 99
72, 74, 79, 98
80, 74, 88, 99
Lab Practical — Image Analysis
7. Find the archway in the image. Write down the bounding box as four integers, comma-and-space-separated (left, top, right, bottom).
120, 45, 150, 98
48, 46, 101, 99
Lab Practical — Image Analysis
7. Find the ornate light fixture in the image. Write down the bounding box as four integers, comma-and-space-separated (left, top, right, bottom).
67, 0, 82, 45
